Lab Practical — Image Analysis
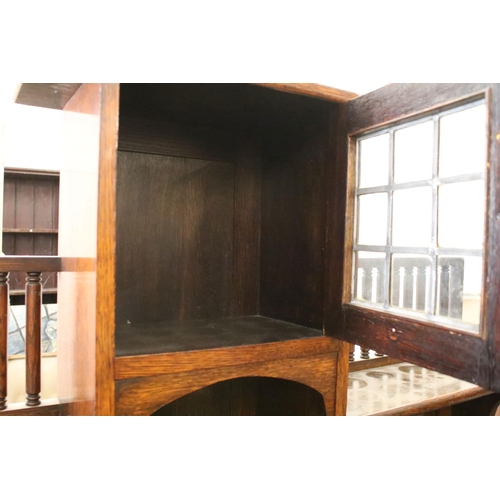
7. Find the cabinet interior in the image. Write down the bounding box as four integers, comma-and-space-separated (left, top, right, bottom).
114, 84, 337, 356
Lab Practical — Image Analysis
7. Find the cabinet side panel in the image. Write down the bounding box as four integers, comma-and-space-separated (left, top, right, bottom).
95, 84, 119, 415
260, 124, 330, 329
57, 83, 101, 415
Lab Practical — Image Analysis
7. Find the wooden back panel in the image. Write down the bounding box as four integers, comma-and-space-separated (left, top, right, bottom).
116, 89, 262, 324
116, 152, 235, 324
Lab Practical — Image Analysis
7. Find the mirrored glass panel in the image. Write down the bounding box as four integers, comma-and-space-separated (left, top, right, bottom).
355, 252, 386, 305
391, 254, 431, 313
357, 193, 388, 246
439, 104, 487, 178
358, 134, 390, 188
392, 187, 432, 247
394, 120, 434, 184
438, 180, 485, 249
435, 256, 483, 327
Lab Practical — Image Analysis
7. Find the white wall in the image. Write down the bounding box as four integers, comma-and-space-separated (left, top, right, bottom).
2, 103, 63, 172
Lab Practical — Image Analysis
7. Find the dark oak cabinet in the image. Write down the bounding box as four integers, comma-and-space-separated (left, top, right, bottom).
11, 82, 500, 415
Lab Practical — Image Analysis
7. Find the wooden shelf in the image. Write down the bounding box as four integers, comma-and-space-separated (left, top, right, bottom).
114, 315, 343, 416
9, 288, 57, 296
115, 315, 323, 357
347, 362, 491, 416
16, 83, 82, 110
349, 356, 402, 372
3, 229, 58, 234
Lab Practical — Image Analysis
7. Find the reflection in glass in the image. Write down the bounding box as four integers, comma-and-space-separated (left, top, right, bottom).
391, 254, 431, 313
439, 104, 487, 178
435, 256, 483, 326
353, 101, 487, 334
357, 193, 388, 246
394, 120, 434, 184
392, 188, 432, 247
438, 180, 485, 249
358, 134, 390, 188
355, 252, 386, 305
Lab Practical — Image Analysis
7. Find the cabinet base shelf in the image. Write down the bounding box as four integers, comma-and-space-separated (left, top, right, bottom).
115, 315, 324, 357
114, 316, 348, 415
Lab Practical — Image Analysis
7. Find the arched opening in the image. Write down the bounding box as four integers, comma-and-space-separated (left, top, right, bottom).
151, 377, 327, 416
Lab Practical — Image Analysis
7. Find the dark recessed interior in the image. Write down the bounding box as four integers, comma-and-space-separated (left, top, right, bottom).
115, 84, 336, 356
151, 376, 327, 416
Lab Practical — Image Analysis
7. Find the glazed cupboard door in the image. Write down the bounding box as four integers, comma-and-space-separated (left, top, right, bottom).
325, 83, 500, 392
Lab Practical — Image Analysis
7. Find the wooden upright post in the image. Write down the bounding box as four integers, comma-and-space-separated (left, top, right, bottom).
0, 272, 9, 410
26, 272, 42, 407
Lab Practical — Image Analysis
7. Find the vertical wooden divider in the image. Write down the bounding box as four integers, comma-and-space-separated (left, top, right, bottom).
0, 272, 9, 410
26, 272, 42, 406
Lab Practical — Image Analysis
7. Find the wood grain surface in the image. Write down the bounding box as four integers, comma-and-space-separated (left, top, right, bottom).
116, 352, 340, 416
116, 329, 338, 379
0, 399, 63, 416
260, 123, 330, 329
25, 272, 42, 406
255, 83, 358, 103
0, 273, 8, 410
0, 256, 62, 272
95, 83, 119, 416
115, 152, 235, 324
16, 84, 82, 110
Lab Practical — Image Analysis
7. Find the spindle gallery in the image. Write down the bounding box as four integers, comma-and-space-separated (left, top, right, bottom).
1, 83, 500, 416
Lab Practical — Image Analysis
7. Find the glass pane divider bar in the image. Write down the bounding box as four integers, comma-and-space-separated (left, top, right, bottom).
356, 172, 484, 196
356, 96, 485, 140
354, 245, 482, 257
383, 131, 395, 308
429, 116, 440, 315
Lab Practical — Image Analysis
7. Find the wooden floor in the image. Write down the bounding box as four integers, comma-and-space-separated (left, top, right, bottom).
115, 315, 323, 356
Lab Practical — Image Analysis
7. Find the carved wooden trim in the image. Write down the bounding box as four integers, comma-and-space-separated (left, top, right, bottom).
116, 353, 339, 416
0, 399, 63, 416
115, 336, 342, 379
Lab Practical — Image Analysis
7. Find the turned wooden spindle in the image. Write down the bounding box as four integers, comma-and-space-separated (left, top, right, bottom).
0, 272, 9, 411
375, 352, 385, 357
360, 346, 371, 360
349, 344, 355, 362
26, 272, 42, 407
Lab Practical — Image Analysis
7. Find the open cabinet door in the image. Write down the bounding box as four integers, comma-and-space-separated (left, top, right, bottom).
325, 83, 500, 392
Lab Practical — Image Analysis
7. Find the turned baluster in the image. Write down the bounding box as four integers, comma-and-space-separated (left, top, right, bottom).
349, 344, 355, 362
360, 346, 371, 360
26, 272, 42, 407
0, 272, 9, 411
